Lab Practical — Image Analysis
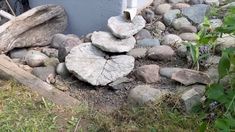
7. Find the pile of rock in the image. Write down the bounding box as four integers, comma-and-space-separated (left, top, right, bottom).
0, 0, 234, 112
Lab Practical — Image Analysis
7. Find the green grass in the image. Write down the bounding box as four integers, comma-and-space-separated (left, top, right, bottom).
0, 81, 77, 132
0, 81, 216, 132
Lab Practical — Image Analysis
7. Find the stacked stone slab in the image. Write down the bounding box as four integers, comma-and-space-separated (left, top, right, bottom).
65, 15, 146, 86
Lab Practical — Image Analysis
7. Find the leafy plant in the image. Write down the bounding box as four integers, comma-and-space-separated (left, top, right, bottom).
196, 6, 235, 131
204, 48, 235, 131
188, 17, 218, 70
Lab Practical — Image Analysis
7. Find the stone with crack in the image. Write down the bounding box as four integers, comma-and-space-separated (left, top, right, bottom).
65, 43, 135, 86
91, 31, 135, 53
108, 15, 146, 39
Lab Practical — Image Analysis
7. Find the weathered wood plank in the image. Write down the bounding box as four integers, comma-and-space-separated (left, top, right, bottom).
0, 55, 80, 107
0, 5, 67, 53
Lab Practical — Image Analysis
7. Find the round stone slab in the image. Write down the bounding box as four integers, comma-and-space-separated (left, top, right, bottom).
91, 31, 136, 53
108, 15, 146, 39
65, 43, 135, 86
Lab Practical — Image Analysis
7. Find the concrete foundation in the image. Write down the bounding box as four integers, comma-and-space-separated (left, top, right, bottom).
28, 0, 152, 36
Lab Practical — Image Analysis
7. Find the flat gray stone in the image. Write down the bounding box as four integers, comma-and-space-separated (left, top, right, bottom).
162, 34, 182, 47
91, 31, 135, 53
155, 3, 172, 15
41, 47, 58, 58
179, 33, 197, 41
181, 88, 201, 112
160, 67, 182, 78
135, 29, 153, 40
108, 15, 146, 39
147, 45, 175, 61
137, 39, 160, 47
32, 66, 56, 83
168, 0, 184, 4
65, 43, 135, 86
128, 85, 169, 105
182, 4, 209, 24
109, 77, 133, 90
24, 50, 49, 67
163, 9, 181, 26
189, 0, 203, 4
127, 48, 147, 58
134, 65, 160, 83
172, 17, 192, 30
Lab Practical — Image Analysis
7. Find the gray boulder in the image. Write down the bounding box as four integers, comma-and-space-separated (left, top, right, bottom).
137, 39, 160, 47
127, 48, 147, 59
134, 65, 161, 83
155, 3, 172, 15
162, 34, 182, 47
32, 66, 56, 84
24, 50, 49, 67
9, 48, 28, 59
128, 85, 169, 105
172, 17, 192, 30
135, 29, 153, 40
147, 45, 175, 61
182, 4, 209, 24
163, 9, 181, 26
56, 63, 70, 77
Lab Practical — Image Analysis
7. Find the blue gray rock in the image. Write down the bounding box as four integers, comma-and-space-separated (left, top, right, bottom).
9, 48, 28, 59
182, 4, 209, 24
163, 9, 181, 26
137, 39, 160, 47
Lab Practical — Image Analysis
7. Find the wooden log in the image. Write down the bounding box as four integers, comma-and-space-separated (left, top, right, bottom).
0, 5, 67, 53
0, 55, 80, 107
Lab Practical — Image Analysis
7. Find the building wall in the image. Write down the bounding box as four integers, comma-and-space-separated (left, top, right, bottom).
29, 0, 152, 36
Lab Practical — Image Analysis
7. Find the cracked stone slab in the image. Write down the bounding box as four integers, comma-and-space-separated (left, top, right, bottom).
65, 43, 135, 86
108, 15, 146, 39
91, 31, 135, 53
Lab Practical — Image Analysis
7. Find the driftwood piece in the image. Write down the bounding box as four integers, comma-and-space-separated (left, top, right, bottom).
0, 55, 80, 107
0, 5, 68, 53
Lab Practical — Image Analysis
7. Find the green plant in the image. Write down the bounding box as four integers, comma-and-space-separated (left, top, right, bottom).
188, 17, 218, 70
196, 7, 235, 131
203, 48, 235, 131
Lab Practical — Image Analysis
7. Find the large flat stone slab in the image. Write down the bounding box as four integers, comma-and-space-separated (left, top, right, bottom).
65, 43, 135, 86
